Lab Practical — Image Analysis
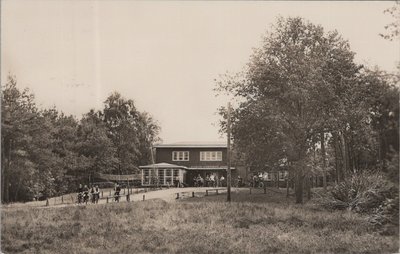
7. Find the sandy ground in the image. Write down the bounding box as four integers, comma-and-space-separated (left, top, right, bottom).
1, 187, 231, 209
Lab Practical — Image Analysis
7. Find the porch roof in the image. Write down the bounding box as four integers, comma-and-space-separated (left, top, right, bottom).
187, 166, 235, 171
139, 163, 187, 169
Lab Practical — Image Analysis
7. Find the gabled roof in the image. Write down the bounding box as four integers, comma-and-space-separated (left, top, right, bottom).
139, 163, 187, 169
154, 141, 227, 148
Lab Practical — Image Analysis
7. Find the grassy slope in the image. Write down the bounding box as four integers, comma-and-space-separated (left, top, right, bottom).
1, 189, 398, 254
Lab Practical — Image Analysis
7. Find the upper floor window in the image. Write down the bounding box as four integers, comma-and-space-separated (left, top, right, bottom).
172, 151, 189, 161
200, 151, 222, 161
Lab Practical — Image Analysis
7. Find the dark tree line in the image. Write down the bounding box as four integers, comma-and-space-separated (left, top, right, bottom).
1, 76, 160, 203
216, 17, 399, 203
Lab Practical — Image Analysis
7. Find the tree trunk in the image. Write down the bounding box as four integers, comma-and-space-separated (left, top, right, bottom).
295, 169, 304, 204
1, 137, 5, 203
276, 172, 279, 189
321, 132, 327, 191
306, 176, 311, 200
333, 133, 341, 182
339, 132, 347, 182
286, 176, 290, 198
4, 139, 12, 203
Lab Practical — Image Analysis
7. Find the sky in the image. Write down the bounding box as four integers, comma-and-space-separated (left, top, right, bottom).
2, 1, 399, 143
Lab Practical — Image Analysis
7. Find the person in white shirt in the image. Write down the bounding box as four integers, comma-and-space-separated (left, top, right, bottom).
220, 175, 225, 187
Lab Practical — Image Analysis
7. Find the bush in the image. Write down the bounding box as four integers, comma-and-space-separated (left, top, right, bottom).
322, 171, 399, 233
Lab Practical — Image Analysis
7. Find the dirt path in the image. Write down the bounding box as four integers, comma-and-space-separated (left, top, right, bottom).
2, 187, 230, 209
2, 187, 288, 210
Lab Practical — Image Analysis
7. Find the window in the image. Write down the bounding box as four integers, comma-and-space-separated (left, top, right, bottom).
173, 169, 179, 180
165, 169, 173, 185
200, 151, 222, 161
172, 151, 189, 161
158, 169, 165, 185
143, 169, 150, 184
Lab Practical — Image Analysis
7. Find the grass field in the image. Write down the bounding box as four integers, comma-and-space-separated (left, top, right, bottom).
1, 188, 398, 254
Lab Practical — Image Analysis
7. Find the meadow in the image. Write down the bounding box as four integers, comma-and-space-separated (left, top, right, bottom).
1, 189, 398, 254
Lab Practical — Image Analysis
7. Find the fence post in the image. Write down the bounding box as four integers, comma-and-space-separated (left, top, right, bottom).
264, 183, 267, 194
101, 191, 103, 198
192, 192, 195, 198
143, 195, 145, 201
46, 199, 49, 206
176, 193, 179, 199
206, 190, 208, 196
106, 197, 109, 203
61, 196, 64, 204
126, 194, 130, 202
216, 189, 219, 195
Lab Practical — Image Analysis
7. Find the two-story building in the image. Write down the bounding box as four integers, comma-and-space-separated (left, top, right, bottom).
139, 142, 234, 187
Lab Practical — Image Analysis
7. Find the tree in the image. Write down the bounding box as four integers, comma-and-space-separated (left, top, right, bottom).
0, 76, 67, 201
216, 17, 361, 203
1, 77, 161, 203
76, 109, 117, 176
102, 92, 160, 174
380, 2, 400, 41
2, 76, 37, 202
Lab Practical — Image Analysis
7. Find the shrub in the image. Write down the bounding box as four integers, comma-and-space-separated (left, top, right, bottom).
322, 171, 399, 233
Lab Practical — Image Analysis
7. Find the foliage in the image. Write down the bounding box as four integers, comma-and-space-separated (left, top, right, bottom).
1, 76, 160, 203
380, 1, 400, 41
216, 17, 399, 204
101, 92, 160, 174
322, 170, 399, 234
216, 17, 363, 203
326, 171, 396, 212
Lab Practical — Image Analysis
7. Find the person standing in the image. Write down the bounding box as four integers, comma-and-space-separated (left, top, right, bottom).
220, 175, 225, 187
95, 185, 100, 203
77, 184, 83, 204
210, 174, 215, 187
237, 175, 242, 187
114, 183, 121, 202
82, 185, 89, 204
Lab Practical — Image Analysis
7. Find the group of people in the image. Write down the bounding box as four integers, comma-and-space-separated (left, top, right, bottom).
77, 184, 100, 204
77, 184, 101, 204
193, 174, 226, 187
192, 175, 246, 188
76, 183, 122, 204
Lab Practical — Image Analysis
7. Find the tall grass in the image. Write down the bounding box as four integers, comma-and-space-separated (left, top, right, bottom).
1, 190, 398, 254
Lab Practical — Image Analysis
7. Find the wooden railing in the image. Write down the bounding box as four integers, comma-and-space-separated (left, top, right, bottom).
175, 188, 226, 199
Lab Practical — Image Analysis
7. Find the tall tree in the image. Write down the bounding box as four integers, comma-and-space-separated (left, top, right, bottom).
216, 17, 361, 203
76, 109, 117, 175
102, 92, 160, 174
1, 77, 161, 203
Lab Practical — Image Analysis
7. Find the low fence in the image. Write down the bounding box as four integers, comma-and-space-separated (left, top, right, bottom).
175, 188, 226, 199
41, 187, 163, 207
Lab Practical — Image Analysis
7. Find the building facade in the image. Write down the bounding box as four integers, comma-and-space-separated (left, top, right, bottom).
140, 142, 234, 187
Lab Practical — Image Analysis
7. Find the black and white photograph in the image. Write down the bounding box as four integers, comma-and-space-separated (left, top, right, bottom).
1, 1, 399, 253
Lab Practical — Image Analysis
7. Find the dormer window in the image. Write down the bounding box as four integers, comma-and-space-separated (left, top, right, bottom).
172, 151, 189, 161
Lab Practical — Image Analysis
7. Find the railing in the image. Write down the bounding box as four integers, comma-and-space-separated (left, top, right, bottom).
175, 188, 226, 199
43, 187, 160, 206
